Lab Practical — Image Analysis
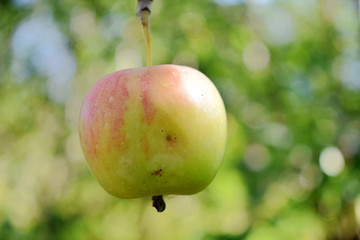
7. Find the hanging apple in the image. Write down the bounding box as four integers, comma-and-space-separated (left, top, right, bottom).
78, 64, 227, 211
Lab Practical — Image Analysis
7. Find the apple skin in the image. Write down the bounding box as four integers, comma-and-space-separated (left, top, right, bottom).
78, 64, 227, 199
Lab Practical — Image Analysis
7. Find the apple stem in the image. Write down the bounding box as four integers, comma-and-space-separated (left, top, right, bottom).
137, 0, 153, 67
152, 195, 166, 212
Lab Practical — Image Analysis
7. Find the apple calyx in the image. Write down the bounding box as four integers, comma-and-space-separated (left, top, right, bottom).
152, 195, 165, 212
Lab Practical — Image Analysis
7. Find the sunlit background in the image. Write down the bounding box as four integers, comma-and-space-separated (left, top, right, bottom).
0, 0, 360, 239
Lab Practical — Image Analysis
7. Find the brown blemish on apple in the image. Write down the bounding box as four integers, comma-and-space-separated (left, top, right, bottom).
166, 134, 177, 146
140, 71, 155, 124
166, 135, 172, 141
151, 168, 163, 176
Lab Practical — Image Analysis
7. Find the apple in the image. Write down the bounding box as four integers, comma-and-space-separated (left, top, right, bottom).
78, 64, 227, 211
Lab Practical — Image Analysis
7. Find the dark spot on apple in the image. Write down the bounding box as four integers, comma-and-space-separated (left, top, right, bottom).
161, 129, 164, 133
166, 135, 172, 141
166, 135, 177, 146
166, 135, 177, 141
151, 168, 163, 176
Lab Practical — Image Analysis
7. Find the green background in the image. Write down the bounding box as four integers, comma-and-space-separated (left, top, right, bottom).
1, 0, 360, 239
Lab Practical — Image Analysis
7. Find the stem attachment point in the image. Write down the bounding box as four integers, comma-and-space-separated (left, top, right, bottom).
137, 0, 153, 25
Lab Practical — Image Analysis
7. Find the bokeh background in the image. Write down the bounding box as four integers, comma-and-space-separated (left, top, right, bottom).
1, 0, 360, 239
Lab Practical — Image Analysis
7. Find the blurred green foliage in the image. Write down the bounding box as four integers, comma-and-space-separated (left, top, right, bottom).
0, 0, 360, 239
